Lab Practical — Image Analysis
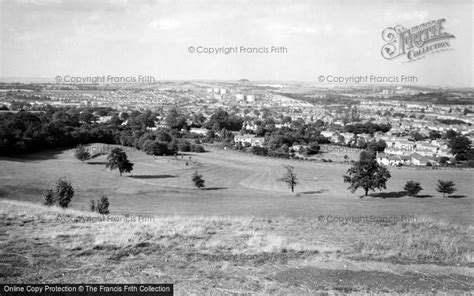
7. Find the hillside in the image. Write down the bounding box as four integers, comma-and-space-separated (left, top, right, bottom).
0, 199, 473, 294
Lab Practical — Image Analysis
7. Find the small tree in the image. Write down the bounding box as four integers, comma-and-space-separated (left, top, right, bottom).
192, 171, 205, 189
436, 180, 456, 197
281, 165, 298, 193
90, 199, 96, 212
74, 145, 91, 162
44, 188, 55, 206
55, 178, 74, 208
343, 151, 391, 197
97, 195, 110, 215
404, 180, 423, 197
305, 142, 320, 156
106, 148, 134, 176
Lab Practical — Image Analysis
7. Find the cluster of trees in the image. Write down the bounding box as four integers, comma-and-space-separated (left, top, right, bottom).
0, 107, 205, 156
204, 109, 243, 131
238, 124, 330, 158
0, 108, 116, 154
90, 196, 110, 215
44, 178, 74, 208
403, 180, 457, 197
344, 122, 392, 135
43, 177, 112, 213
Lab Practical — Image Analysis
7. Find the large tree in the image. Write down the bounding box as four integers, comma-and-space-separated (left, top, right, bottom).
106, 147, 134, 176
343, 151, 391, 197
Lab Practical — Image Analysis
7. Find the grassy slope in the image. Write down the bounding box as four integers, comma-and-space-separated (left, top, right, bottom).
0, 144, 473, 225
0, 200, 473, 294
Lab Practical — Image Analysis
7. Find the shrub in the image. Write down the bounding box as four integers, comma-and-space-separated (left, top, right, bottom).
191, 144, 205, 153
74, 145, 91, 162
97, 195, 110, 214
192, 171, 205, 189
44, 188, 55, 206
305, 142, 320, 156
44, 178, 74, 208
90, 199, 96, 212
436, 180, 456, 197
55, 178, 74, 208
178, 140, 191, 152
404, 180, 423, 197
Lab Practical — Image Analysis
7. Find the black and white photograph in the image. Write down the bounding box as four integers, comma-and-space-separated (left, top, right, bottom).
0, 0, 473, 295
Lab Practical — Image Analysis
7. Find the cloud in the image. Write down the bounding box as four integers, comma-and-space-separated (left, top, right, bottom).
381, 10, 430, 25
149, 18, 182, 31
264, 22, 334, 37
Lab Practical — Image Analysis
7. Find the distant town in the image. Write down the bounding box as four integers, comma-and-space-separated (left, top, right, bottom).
1, 81, 473, 167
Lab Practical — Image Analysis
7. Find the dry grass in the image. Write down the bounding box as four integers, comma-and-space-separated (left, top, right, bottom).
351, 217, 473, 265
1, 199, 473, 294
1, 199, 472, 265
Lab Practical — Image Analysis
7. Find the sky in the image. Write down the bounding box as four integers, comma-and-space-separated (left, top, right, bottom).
0, 0, 473, 87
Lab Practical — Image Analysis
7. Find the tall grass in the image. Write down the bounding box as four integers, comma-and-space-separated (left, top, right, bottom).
1, 199, 472, 266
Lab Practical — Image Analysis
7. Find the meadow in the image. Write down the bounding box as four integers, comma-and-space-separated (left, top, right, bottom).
1, 144, 473, 294
0, 144, 472, 225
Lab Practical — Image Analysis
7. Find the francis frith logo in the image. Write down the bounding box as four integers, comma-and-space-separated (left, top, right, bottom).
381, 19, 455, 62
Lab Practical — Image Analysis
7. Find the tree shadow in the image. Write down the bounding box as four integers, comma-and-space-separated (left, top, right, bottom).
447, 195, 467, 199
202, 187, 227, 191
368, 191, 407, 198
0, 149, 63, 162
86, 161, 108, 165
300, 189, 329, 195
415, 194, 433, 198
128, 175, 177, 179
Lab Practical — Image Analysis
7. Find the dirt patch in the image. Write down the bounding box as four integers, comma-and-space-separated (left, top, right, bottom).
274, 267, 474, 293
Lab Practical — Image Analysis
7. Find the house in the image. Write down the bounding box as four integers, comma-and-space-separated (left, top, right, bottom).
339, 132, 355, 145
189, 128, 209, 135
321, 131, 335, 139
392, 139, 416, 154
243, 121, 258, 132
411, 153, 438, 166
376, 153, 403, 166
416, 142, 439, 155
234, 134, 265, 147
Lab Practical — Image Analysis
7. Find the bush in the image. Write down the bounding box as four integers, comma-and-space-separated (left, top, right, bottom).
191, 144, 205, 153
192, 171, 205, 189
436, 180, 456, 197
44, 178, 74, 208
74, 145, 91, 162
178, 140, 191, 152
97, 195, 110, 214
305, 142, 320, 156
90, 196, 110, 214
44, 188, 55, 206
404, 180, 423, 197
55, 178, 74, 208
251, 146, 268, 156
90, 199, 96, 212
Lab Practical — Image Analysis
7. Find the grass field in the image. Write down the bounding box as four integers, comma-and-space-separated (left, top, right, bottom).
1, 144, 473, 293
0, 144, 472, 225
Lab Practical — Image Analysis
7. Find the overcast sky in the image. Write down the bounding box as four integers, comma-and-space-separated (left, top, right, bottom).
1, 0, 472, 86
